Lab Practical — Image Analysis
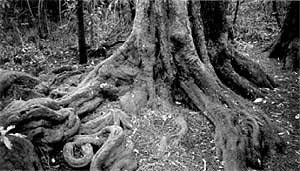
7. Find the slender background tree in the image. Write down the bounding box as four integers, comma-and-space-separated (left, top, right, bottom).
77, 0, 88, 64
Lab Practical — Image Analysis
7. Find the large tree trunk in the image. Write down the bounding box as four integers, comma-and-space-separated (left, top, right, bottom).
269, 1, 299, 71
0, 0, 284, 171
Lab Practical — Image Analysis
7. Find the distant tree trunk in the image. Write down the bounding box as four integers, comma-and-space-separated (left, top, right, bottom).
233, 1, 240, 25
272, 1, 281, 28
77, 0, 88, 64
269, 1, 299, 71
37, 1, 49, 39
0, 1, 284, 171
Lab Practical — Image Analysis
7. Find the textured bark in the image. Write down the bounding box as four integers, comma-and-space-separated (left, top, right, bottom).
0, 98, 80, 148
94, 0, 281, 170
0, 69, 41, 98
0, 69, 42, 110
269, 1, 299, 71
63, 125, 135, 170
0, 0, 284, 171
200, 1, 276, 100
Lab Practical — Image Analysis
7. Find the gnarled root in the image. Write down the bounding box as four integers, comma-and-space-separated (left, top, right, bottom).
79, 109, 133, 135
63, 133, 106, 168
64, 125, 137, 171
90, 125, 137, 171
0, 70, 42, 108
212, 49, 273, 100
0, 69, 40, 97
180, 80, 284, 171
212, 105, 283, 171
232, 51, 277, 88
57, 81, 119, 116
0, 98, 80, 148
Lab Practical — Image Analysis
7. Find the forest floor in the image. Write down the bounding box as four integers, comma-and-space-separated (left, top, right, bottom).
0, 37, 299, 171
251, 47, 300, 171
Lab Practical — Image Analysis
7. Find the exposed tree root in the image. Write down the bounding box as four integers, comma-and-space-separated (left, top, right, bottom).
232, 50, 277, 88
63, 129, 107, 168
89, 125, 137, 171
63, 143, 94, 168
0, 69, 40, 97
198, 0, 277, 101
209, 44, 276, 100
79, 109, 133, 135
0, 1, 285, 171
51, 65, 76, 74
50, 70, 84, 87
2, 4, 143, 171
0, 136, 44, 171
0, 70, 42, 108
212, 52, 264, 100
0, 94, 137, 170
63, 110, 136, 169
58, 82, 119, 112
180, 80, 283, 170
0, 98, 80, 148
164, 1, 283, 168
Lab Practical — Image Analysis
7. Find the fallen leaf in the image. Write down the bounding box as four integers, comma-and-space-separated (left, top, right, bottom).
254, 98, 263, 103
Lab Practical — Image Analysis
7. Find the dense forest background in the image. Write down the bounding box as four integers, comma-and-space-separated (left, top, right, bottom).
0, 0, 288, 73
0, 0, 299, 171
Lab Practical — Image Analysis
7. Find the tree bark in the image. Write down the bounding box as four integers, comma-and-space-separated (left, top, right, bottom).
200, 1, 277, 100
77, 0, 88, 64
74, 0, 283, 170
269, 1, 299, 71
0, 0, 284, 171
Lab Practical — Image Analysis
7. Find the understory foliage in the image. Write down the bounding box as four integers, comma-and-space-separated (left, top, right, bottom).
0, 0, 132, 74
227, 0, 287, 46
